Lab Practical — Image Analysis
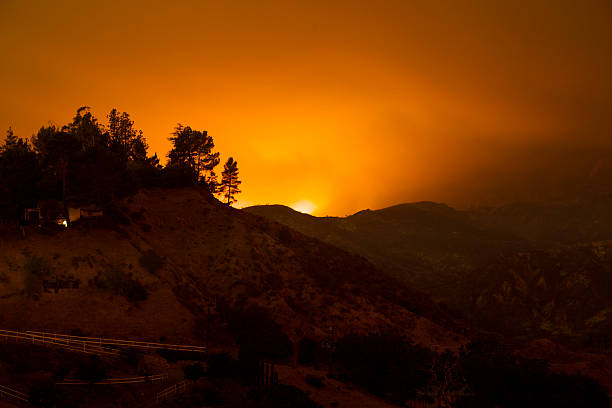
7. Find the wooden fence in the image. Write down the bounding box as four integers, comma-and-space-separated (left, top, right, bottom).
0, 329, 206, 355
155, 380, 188, 404
0, 384, 30, 405
25, 330, 207, 352
0, 329, 119, 356
58, 374, 168, 385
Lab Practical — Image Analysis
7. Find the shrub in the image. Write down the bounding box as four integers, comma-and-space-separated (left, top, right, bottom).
277, 226, 293, 245
23, 255, 51, 299
119, 348, 141, 367
96, 265, 149, 302
226, 305, 294, 360
184, 363, 205, 381
335, 334, 433, 403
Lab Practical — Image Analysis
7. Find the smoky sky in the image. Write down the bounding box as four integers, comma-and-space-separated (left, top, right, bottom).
1, 0, 611, 215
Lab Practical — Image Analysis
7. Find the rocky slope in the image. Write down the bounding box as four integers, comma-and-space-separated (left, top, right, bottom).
464, 241, 612, 344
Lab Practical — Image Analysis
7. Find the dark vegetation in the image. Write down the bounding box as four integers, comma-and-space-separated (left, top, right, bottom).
221, 304, 294, 361
22, 254, 52, 299
0, 107, 242, 228
92, 265, 149, 302
334, 334, 433, 404
456, 339, 610, 408
294, 333, 611, 407
139, 248, 165, 274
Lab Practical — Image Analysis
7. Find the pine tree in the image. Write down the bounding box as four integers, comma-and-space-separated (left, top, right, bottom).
107, 108, 147, 162
2, 127, 18, 151
64, 106, 104, 149
220, 157, 241, 205
167, 124, 220, 189
32, 126, 80, 226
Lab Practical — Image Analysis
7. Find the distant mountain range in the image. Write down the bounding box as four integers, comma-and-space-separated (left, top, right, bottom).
245, 193, 612, 345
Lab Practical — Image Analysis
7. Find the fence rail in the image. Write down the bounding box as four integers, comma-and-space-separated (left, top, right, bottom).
0, 384, 30, 404
156, 380, 188, 404
25, 330, 207, 352
0, 329, 206, 355
0, 329, 119, 356
58, 374, 168, 385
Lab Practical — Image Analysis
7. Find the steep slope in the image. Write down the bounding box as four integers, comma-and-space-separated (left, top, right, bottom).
245, 198, 612, 344
246, 203, 527, 300
0, 188, 464, 352
464, 241, 612, 344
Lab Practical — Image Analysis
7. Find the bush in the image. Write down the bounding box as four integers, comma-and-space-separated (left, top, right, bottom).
335, 334, 433, 403
96, 265, 149, 302
277, 226, 293, 244
23, 255, 51, 299
119, 348, 141, 367
226, 305, 293, 360
184, 363, 206, 381
139, 249, 164, 274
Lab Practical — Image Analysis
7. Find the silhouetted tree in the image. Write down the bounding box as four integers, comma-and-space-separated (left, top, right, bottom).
167, 124, 219, 189
63, 106, 105, 149
107, 108, 148, 162
220, 157, 241, 205
2, 126, 17, 149
32, 126, 80, 226
0, 130, 39, 222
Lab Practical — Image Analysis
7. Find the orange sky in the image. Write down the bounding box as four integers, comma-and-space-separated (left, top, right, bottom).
1, 1, 611, 215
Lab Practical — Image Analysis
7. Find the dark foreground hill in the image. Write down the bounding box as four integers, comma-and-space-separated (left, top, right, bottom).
0, 188, 466, 347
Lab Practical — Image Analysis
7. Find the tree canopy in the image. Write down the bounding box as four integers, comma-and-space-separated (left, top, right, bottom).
0, 107, 240, 227
220, 157, 241, 206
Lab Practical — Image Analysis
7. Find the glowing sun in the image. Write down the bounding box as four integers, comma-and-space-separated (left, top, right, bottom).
291, 200, 317, 214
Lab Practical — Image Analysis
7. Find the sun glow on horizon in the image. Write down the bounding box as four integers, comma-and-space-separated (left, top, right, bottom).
291, 200, 317, 215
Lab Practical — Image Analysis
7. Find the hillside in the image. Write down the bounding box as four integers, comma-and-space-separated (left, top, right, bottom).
464, 241, 612, 344
245, 196, 612, 345
246, 202, 528, 300
0, 188, 464, 350
3, 188, 611, 406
